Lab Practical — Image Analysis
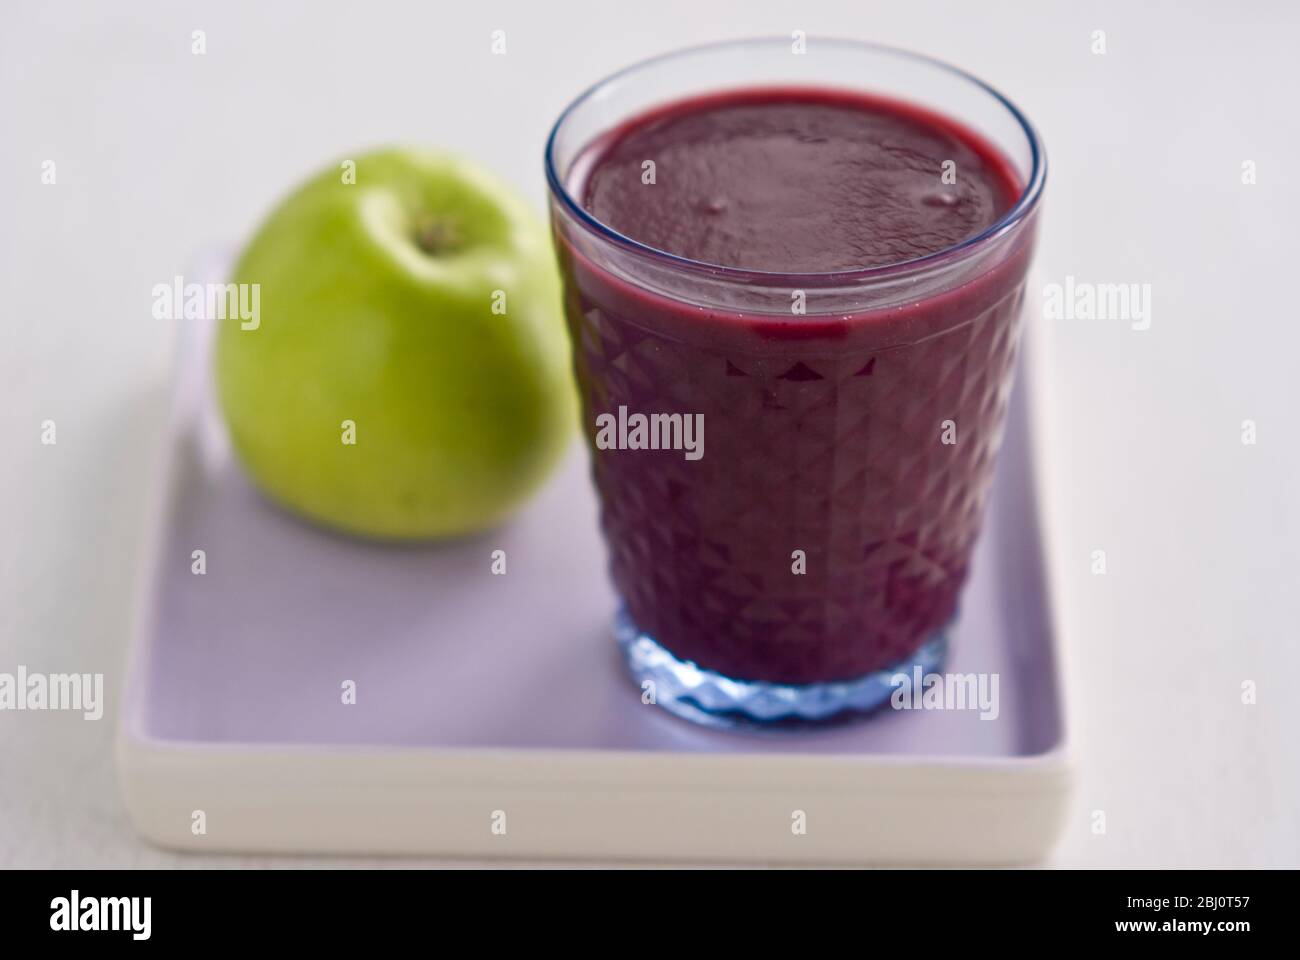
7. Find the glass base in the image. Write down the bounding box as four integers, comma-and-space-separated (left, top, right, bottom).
615, 607, 949, 729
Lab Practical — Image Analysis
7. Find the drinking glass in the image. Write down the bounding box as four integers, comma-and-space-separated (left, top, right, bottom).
545, 38, 1045, 726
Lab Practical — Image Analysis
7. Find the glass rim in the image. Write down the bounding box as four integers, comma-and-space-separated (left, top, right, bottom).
544, 36, 1047, 285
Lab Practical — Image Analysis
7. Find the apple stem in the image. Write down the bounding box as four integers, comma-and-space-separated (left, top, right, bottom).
414, 217, 459, 256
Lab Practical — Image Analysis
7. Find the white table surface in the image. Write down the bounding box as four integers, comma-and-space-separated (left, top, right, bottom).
2, 0, 1297, 868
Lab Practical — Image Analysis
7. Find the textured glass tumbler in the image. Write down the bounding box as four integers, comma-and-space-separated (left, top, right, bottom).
546, 39, 1045, 726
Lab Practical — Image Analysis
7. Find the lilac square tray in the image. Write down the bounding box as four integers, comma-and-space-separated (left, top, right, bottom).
117, 268, 1070, 864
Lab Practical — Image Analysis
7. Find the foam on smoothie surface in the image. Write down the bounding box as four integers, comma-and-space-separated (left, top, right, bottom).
581, 88, 1021, 273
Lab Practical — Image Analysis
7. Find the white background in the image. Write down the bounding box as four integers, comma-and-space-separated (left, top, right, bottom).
2, 0, 1297, 867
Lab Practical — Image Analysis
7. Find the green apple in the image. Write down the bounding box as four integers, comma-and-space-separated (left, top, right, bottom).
214, 148, 575, 540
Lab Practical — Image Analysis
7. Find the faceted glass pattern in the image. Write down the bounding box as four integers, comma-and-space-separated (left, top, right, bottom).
563, 273, 1027, 685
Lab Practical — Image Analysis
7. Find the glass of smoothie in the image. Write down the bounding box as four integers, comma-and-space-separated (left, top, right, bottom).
545, 38, 1045, 726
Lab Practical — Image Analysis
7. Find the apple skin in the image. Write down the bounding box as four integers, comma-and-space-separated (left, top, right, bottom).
214, 149, 575, 540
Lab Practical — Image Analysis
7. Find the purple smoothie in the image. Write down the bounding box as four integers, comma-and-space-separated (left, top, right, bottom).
552, 87, 1033, 685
